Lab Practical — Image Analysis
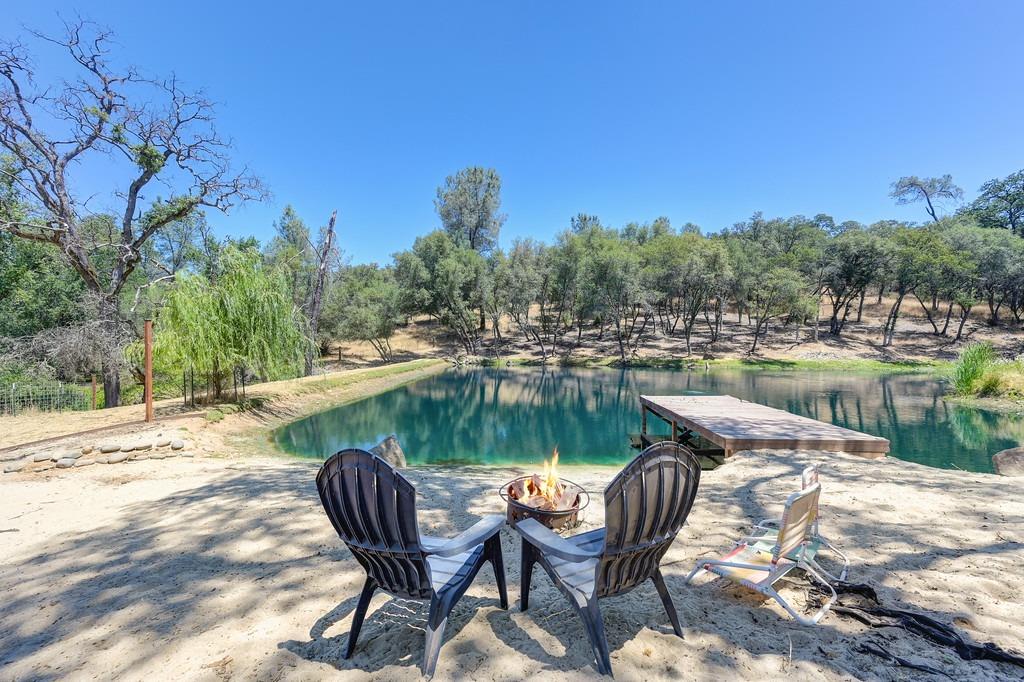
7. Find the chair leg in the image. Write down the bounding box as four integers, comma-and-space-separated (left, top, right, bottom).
422, 593, 451, 678
520, 539, 536, 611
651, 569, 683, 638
344, 576, 377, 659
486, 535, 508, 610
578, 598, 613, 676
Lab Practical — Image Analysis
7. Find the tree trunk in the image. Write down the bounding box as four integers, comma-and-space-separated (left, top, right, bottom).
955, 304, 971, 341
304, 210, 337, 376
856, 289, 865, 322
914, 293, 940, 334
99, 297, 122, 408
940, 300, 954, 336
882, 291, 906, 347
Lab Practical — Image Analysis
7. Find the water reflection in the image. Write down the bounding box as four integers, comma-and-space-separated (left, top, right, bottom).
273, 368, 1022, 473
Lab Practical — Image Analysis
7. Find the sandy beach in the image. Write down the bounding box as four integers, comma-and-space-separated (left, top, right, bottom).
1, 446, 1022, 681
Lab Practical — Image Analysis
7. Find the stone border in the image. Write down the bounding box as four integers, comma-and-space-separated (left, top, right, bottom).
3, 434, 192, 474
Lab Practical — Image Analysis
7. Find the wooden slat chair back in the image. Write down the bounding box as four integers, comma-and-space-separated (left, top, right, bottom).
317, 449, 431, 599
316, 448, 508, 677
515, 441, 702, 676
597, 442, 702, 597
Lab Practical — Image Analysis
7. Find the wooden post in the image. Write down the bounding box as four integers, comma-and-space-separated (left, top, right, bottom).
91, 374, 97, 410
641, 405, 647, 435
144, 319, 154, 423
338, 347, 342, 363
671, 420, 678, 443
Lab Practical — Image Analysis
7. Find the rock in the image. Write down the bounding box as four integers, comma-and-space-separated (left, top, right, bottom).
179, 452, 194, 458
155, 438, 171, 448
3, 460, 28, 473
134, 442, 153, 451
52, 450, 83, 462
106, 452, 130, 464
74, 459, 96, 468
56, 458, 77, 468
170, 440, 185, 450
150, 451, 168, 460
369, 435, 407, 468
132, 453, 151, 461
99, 443, 121, 454
32, 452, 53, 462
81, 445, 93, 455
993, 447, 1024, 476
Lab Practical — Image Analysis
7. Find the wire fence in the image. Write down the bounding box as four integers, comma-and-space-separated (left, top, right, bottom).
0, 381, 93, 415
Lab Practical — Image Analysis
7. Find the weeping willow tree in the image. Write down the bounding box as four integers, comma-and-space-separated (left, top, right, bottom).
132, 247, 311, 401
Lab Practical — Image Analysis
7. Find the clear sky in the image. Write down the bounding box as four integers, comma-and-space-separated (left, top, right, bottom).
8, 2, 1024, 264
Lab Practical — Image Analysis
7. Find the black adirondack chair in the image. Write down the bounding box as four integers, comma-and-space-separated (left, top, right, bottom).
515, 441, 701, 676
315, 449, 508, 677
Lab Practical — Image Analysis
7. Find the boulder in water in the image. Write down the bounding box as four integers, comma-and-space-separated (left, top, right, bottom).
370, 435, 407, 468
993, 447, 1024, 477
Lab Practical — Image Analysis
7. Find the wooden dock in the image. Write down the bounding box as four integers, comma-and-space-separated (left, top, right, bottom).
639, 395, 890, 459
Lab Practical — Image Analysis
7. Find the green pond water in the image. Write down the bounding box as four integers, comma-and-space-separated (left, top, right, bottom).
273, 367, 1022, 473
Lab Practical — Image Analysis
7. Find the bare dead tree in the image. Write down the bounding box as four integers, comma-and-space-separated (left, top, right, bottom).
0, 20, 264, 406
304, 210, 337, 375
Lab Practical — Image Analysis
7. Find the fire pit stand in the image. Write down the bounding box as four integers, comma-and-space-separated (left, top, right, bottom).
499, 476, 590, 531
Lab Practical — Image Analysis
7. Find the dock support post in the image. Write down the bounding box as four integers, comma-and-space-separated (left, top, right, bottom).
641, 406, 647, 436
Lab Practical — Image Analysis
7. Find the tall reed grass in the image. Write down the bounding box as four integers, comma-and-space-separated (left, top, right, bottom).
950, 342, 996, 396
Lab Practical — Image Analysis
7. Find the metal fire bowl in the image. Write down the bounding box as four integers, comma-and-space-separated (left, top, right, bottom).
499, 476, 590, 530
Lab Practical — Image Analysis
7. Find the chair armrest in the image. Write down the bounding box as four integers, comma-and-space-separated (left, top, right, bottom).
515, 518, 603, 563
424, 514, 505, 558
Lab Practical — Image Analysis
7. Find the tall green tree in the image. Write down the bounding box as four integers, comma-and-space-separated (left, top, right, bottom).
968, 169, 1024, 235
393, 231, 486, 355
821, 229, 887, 335
435, 166, 505, 253
326, 264, 402, 363
889, 175, 963, 223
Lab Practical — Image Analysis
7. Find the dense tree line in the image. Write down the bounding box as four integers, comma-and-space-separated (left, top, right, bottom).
5, 24, 1024, 406
363, 170, 1024, 361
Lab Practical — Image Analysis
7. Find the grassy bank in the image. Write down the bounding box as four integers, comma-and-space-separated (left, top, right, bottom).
479, 355, 946, 374
949, 342, 1024, 405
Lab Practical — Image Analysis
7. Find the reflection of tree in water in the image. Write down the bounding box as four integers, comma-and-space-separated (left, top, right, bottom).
274, 368, 1018, 472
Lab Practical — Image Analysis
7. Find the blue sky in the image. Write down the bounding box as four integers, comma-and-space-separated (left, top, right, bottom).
8, 2, 1024, 264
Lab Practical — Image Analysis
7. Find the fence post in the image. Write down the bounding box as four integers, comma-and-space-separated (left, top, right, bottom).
92, 374, 97, 410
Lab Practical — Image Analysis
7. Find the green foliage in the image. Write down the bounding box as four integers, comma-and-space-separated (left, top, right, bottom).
394, 230, 486, 354
967, 169, 1024, 234
950, 342, 997, 396
264, 205, 317, 309
435, 167, 505, 253
325, 264, 402, 362
132, 144, 166, 174
889, 175, 963, 222
0, 234, 85, 337
134, 246, 310, 397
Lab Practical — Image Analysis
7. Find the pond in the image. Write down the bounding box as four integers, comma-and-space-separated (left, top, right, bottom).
273, 367, 1022, 473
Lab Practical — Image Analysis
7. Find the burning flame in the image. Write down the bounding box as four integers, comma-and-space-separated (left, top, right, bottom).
512, 447, 566, 507
537, 447, 563, 502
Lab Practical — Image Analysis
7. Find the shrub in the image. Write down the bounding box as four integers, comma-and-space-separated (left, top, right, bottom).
950, 342, 996, 396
